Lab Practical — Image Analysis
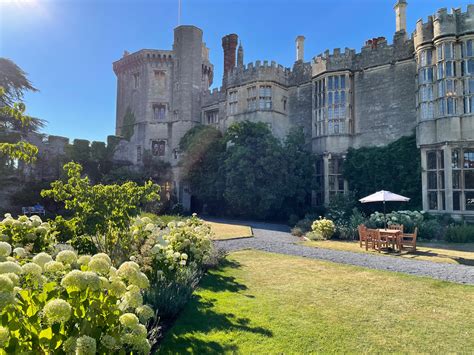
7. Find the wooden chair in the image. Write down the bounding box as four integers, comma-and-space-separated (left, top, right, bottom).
365, 229, 381, 251
386, 224, 403, 251
400, 227, 418, 252
358, 224, 368, 248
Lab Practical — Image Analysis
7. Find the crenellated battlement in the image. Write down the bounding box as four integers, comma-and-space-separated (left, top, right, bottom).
113, 49, 174, 74
312, 35, 414, 77
414, 5, 474, 49
202, 86, 226, 107
226, 60, 291, 88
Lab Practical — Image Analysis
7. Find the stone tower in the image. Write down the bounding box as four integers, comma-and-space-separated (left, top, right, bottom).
296, 35, 305, 61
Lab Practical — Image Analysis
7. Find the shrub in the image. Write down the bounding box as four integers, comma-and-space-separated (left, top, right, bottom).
41, 162, 160, 263
0, 242, 152, 354
418, 219, 444, 240
311, 218, 335, 240
305, 231, 327, 241
291, 227, 304, 237
445, 224, 474, 243
335, 209, 367, 240
0, 214, 54, 253
367, 210, 424, 233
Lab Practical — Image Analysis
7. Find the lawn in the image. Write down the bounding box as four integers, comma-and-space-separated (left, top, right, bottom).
302, 240, 474, 266
206, 221, 253, 240
159, 250, 474, 353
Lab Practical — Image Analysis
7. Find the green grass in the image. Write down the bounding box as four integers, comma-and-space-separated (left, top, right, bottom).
302, 239, 474, 266
159, 250, 474, 353
205, 221, 253, 240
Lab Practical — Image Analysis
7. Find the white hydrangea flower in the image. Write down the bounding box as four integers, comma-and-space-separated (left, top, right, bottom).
0, 242, 12, 257
140, 216, 152, 224
0, 326, 9, 347
56, 250, 77, 265
108, 279, 127, 297
0, 274, 14, 292
44, 261, 65, 273
117, 261, 140, 281
22, 262, 43, 277
62, 336, 77, 353
91, 253, 111, 266
75, 335, 96, 355
181, 253, 188, 260
119, 313, 139, 327
0, 261, 22, 275
32, 252, 53, 269
3, 272, 19, 286
61, 270, 101, 291
136, 305, 154, 323
18, 215, 28, 223
0, 292, 15, 309
77, 255, 91, 266
12, 247, 27, 258
128, 272, 149, 289
88, 258, 110, 275
43, 299, 72, 324
100, 334, 117, 350
120, 288, 143, 310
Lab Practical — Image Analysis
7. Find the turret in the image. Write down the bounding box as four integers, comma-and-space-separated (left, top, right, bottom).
394, 0, 408, 33
237, 42, 244, 67
296, 35, 305, 62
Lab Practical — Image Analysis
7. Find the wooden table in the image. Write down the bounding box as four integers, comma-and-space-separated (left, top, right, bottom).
377, 229, 402, 252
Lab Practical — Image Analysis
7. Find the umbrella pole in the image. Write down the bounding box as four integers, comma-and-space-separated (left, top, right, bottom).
383, 201, 387, 229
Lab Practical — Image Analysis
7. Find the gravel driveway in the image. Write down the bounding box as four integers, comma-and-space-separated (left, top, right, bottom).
210, 219, 474, 285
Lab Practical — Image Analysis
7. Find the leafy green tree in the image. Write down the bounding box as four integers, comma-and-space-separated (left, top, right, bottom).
221, 121, 288, 219
180, 125, 225, 213
343, 134, 422, 211
41, 162, 160, 260
281, 127, 315, 218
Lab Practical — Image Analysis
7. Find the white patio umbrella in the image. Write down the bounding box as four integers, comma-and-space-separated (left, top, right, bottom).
359, 190, 410, 229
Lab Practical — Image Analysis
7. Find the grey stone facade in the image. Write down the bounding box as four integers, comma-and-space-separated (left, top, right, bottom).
109, 3, 474, 217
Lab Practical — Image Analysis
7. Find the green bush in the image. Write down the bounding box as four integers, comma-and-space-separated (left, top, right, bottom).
311, 217, 335, 240
445, 224, 474, 243
305, 231, 327, 241
367, 210, 424, 233
0, 214, 54, 252
335, 209, 366, 240
418, 219, 444, 240
291, 227, 304, 237
0, 242, 152, 353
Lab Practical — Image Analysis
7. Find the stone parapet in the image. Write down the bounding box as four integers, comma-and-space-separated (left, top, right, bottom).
226, 60, 290, 88
113, 49, 174, 74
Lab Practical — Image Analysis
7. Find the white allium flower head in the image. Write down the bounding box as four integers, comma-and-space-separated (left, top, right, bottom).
0, 242, 12, 257
43, 299, 72, 324
56, 250, 77, 265
76, 335, 96, 355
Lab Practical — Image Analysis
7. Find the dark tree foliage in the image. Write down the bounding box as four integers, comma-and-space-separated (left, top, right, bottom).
180, 121, 315, 220
0, 58, 38, 105
343, 134, 422, 212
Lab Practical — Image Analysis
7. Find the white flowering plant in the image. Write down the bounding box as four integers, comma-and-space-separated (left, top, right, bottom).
0, 214, 54, 253
310, 217, 336, 240
0, 242, 153, 354
145, 214, 212, 281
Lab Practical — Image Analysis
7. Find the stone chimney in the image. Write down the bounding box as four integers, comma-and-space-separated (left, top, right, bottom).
394, 0, 408, 33
296, 35, 305, 62
222, 34, 238, 81
237, 42, 244, 67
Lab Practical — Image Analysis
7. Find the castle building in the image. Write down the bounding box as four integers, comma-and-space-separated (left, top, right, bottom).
111, 2, 474, 219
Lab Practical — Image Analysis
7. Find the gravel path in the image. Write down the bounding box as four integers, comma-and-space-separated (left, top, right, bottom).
210, 219, 474, 285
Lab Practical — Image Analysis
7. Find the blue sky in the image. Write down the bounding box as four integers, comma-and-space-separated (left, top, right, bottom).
0, 0, 472, 142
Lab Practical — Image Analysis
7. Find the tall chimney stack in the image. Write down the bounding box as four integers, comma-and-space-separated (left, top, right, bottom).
296, 35, 305, 62
222, 34, 238, 82
394, 0, 408, 33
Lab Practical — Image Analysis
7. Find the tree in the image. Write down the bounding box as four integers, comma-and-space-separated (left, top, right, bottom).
41, 162, 161, 260
221, 121, 288, 218
121, 106, 135, 141
0, 58, 43, 165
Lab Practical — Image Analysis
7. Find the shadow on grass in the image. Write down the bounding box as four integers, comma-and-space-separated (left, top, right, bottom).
158, 259, 273, 354
404, 250, 474, 266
